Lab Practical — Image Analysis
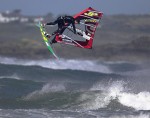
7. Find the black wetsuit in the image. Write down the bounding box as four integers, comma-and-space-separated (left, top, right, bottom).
47, 16, 76, 35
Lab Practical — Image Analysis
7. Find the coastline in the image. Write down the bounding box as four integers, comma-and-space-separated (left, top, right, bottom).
0, 15, 150, 62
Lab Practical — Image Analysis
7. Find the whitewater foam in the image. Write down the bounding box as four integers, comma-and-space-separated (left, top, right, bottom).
106, 81, 150, 111
0, 56, 111, 73
119, 92, 150, 111
80, 81, 150, 111
109, 113, 150, 118
0, 74, 21, 80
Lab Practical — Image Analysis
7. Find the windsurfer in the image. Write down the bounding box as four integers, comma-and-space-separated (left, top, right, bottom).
45, 15, 80, 44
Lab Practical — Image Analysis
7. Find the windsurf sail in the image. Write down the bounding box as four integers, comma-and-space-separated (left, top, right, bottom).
36, 22, 58, 59
55, 7, 103, 49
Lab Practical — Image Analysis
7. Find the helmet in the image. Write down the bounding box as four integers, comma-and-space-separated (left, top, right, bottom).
60, 16, 63, 19
60, 16, 65, 20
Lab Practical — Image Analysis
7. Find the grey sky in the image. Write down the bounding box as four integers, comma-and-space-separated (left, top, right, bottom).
0, 0, 150, 16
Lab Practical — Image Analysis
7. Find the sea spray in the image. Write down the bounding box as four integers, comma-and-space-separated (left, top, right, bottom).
78, 80, 150, 111
118, 92, 150, 110
24, 82, 66, 100
0, 56, 111, 73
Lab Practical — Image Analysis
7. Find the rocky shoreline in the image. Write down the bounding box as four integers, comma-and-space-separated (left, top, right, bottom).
0, 15, 150, 62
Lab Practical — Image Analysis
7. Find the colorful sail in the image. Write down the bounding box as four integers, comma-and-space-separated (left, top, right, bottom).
55, 7, 103, 49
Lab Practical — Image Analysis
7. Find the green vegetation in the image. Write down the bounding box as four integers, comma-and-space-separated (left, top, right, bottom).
0, 15, 150, 61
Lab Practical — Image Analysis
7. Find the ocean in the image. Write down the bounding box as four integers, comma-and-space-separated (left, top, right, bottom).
0, 56, 150, 118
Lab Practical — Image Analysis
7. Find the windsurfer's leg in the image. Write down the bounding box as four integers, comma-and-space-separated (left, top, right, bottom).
50, 35, 57, 44
51, 30, 57, 36
50, 27, 64, 44
59, 27, 66, 34
50, 34, 58, 45
50, 29, 59, 44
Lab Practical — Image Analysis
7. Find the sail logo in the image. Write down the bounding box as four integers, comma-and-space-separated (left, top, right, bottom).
85, 19, 97, 23
84, 12, 98, 17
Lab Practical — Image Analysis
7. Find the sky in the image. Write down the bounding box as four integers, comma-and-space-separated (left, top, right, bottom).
0, 0, 150, 16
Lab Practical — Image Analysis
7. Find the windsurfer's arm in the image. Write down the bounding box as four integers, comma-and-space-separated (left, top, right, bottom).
46, 20, 58, 25
72, 21, 76, 34
65, 16, 76, 34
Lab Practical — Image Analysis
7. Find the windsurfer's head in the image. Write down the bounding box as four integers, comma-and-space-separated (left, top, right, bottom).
60, 16, 64, 20
75, 19, 80, 24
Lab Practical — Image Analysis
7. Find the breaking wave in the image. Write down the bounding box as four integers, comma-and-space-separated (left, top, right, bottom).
0, 56, 111, 73
79, 80, 150, 111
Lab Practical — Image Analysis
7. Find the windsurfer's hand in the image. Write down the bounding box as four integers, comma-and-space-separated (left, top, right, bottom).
42, 23, 46, 28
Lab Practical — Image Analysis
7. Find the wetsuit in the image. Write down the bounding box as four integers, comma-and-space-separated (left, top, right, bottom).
46, 16, 76, 44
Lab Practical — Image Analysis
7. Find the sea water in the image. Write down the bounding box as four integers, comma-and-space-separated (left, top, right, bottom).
0, 57, 150, 118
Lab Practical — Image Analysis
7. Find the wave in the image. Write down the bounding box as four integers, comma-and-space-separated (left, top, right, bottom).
18, 80, 150, 111
109, 114, 150, 118
24, 82, 66, 100
0, 109, 150, 118
0, 56, 111, 73
1, 56, 150, 113
0, 74, 21, 80
1, 77, 150, 112
79, 80, 150, 111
